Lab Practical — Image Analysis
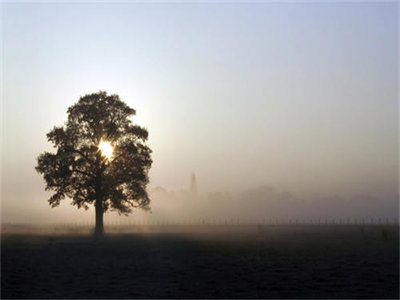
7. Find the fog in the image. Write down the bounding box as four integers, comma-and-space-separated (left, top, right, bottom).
1, 2, 398, 225
3, 178, 398, 225
147, 183, 398, 224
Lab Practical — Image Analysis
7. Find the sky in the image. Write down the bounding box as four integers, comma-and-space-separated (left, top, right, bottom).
1, 2, 398, 223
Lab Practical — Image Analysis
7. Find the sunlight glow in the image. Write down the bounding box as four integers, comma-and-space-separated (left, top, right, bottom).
99, 140, 113, 160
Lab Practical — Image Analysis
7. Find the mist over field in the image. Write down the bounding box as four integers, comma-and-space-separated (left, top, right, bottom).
148, 185, 398, 223
3, 182, 398, 226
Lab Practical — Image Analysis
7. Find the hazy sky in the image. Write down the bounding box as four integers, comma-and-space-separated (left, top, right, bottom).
1, 2, 398, 223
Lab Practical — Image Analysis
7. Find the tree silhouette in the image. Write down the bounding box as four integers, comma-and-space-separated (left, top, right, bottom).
35, 91, 152, 236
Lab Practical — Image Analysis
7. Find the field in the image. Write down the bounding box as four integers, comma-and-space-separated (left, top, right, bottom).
1, 225, 399, 299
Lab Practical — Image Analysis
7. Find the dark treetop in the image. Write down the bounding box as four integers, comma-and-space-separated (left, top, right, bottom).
36, 91, 152, 216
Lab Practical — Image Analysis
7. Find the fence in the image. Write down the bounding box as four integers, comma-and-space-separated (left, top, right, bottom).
48, 217, 399, 228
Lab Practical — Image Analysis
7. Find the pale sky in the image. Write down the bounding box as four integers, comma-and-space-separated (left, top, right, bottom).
1, 2, 398, 223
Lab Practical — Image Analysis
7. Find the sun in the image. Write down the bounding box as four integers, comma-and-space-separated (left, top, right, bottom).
98, 140, 113, 160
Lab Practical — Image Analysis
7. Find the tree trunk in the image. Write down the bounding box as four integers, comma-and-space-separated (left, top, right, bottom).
94, 154, 104, 237
94, 199, 104, 236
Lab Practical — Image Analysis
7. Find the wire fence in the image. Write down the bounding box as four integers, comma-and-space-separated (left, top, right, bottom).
2, 217, 398, 235
48, 217, 399, 228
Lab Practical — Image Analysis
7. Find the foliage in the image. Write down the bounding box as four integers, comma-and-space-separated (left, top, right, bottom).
36, 91, 152, 215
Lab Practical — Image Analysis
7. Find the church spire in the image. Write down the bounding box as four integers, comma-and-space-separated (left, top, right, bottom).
190, 172, 197, 194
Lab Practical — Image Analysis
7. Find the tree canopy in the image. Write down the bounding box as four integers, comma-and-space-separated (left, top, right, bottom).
36, 91, 152, 233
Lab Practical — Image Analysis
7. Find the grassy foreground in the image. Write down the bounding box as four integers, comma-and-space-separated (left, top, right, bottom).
1, 225, 398, 299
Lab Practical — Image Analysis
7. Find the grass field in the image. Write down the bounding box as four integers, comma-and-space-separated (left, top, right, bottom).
1, 225, 398, 299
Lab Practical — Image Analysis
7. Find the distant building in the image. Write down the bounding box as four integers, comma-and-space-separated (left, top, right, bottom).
190, 172, 197, 194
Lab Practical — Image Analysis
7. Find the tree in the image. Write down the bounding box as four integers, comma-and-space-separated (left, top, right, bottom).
35, 91, 152, 236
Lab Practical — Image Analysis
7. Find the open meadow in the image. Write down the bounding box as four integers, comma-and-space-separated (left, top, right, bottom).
1, 224, 398, 299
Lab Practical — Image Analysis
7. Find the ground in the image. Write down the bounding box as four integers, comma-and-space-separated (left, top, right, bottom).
1, 225, 399, 299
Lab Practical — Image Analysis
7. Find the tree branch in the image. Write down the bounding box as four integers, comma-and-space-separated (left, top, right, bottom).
73, 168, 94, 177
71, 149, 92, 164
